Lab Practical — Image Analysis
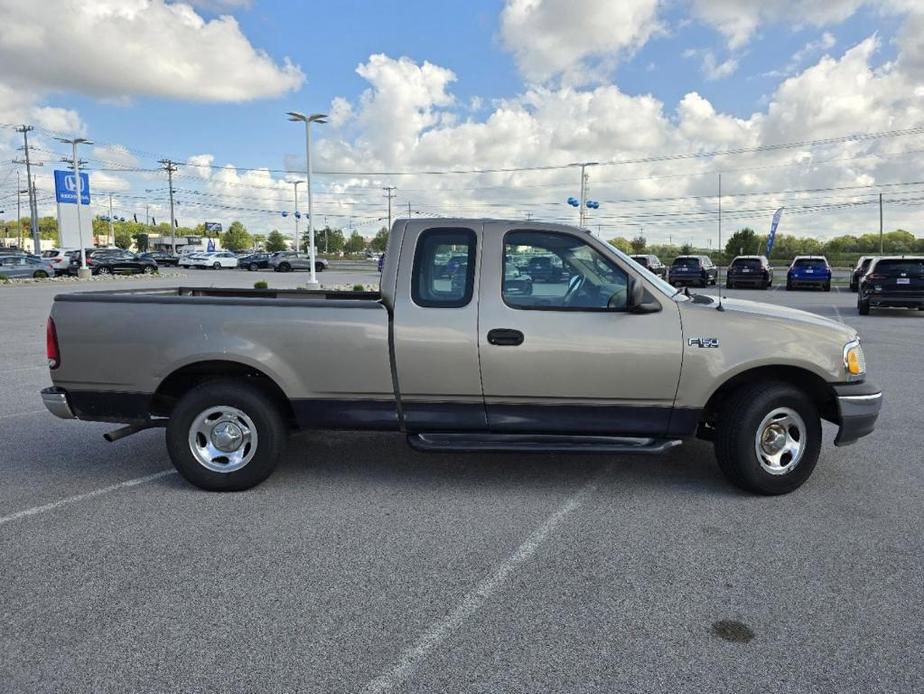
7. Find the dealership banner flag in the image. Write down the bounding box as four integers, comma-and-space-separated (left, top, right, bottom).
766, 207, 785, 256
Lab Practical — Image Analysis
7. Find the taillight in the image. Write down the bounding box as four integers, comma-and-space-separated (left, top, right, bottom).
46, 317, 60, 369
865, 273, 885, 281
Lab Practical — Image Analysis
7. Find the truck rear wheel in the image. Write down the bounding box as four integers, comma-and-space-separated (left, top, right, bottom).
714, 381, 821, 495
166, 380, 287, 491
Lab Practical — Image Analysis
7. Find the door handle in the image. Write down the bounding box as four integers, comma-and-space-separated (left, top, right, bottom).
487, 328, 524, 346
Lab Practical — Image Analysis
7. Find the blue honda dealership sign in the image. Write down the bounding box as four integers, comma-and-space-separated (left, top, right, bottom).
54, 170, 91, 205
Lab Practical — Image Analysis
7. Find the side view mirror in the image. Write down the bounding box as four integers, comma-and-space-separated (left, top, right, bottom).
627, 278, 661, 314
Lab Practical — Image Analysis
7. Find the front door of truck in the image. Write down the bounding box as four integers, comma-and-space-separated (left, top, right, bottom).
477, 224, 684, 436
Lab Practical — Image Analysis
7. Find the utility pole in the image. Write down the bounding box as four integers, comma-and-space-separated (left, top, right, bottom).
717, 172, 723, 294
16, 172, 27, 249
407, 201, 412, 218
108, 193, 115, 247
158, 159, 178, 252
879, 192, 883, 254
525, 211, 533, 221
14, 125, 43, 253
579, 164, 588, 228
383, 186, 397, 231
292, 180, 303, 251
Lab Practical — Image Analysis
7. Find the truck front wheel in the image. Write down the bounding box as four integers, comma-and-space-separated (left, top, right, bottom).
166, 380, 287, 491
714, 382, 821, 495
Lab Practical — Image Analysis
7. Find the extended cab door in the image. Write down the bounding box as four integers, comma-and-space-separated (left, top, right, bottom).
477, 223, 685, 436
391, 221, 487, 430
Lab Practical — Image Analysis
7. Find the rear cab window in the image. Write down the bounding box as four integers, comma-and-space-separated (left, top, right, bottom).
412, 228, 477, 307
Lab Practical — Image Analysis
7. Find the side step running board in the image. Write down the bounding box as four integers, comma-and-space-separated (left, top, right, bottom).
408, 432, 682, 454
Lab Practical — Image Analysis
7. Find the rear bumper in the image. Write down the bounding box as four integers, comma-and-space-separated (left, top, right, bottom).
833, 381, 882, 446
669, 275, 707, 285
788, 276, 829, 286
41, 386, 75, 419
866, 294, 924, 308
727, 274, 769, 286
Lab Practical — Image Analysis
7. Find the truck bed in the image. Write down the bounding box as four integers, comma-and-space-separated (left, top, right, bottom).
49, 286, 396, 426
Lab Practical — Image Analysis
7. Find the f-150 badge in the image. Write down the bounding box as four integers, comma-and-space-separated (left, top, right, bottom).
688, 337, 720, 348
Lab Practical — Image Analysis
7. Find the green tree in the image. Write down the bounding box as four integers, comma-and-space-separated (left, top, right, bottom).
220, 220, 252, 252
680, 243, 694, 254
265, 229, 288, 252
607, 236, 631, 253
114, 229, 133, 249
725, 227, 758, 257
343, 231, 366, 254
370, 227, 389, 252
133, 233, 149, 253
303, 226, 346, 254
630, 235, 646, 253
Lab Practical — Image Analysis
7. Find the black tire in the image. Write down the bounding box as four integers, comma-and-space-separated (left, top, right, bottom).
823, 281, 831, 292
33, 270, 48, 279
858, 299, 870, 315
726, 281, 733, 289
97, 266, 111, 275
143, 266, 156, 275
850, 283, 858, 293
714, 381, 821, 495
249, 263, 258, 271
786, 280, 792, 291
213, 262, 221, 270
315, 262, 325, 272
278, 262, 291, 272
166, 380, 287, 491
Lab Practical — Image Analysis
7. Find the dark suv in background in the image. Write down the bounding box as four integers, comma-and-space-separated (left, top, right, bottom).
850, 256, 875, 292
630, 254, 667, 279
726, 255, 773, 289
668, 255, 717, 287
68, 249, 157, 276
857, 256, 924, 314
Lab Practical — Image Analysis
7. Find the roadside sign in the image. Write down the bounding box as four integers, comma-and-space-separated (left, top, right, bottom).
204, 222, 222, 233
53, 170, 90, 205
766, 207, 784, 256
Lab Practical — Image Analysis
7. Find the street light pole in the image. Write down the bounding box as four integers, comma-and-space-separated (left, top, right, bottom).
288, 111, 328, 287
56, 137, 93, 278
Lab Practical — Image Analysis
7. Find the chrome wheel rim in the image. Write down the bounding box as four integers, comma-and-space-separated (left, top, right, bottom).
188, 405, 258, 473
754, 407, 806, 475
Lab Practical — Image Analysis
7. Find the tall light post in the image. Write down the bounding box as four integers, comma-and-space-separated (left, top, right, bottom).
291, 180, 303, 251
287, 111, 327, 287
56, 137, 93, 278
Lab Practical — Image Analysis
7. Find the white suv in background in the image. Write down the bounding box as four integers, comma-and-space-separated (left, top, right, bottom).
40, 249, 76, 276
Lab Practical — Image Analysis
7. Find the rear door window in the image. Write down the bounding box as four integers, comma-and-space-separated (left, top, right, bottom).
412, 228, 477, 308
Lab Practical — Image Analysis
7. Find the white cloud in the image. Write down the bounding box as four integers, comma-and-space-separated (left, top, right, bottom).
0, 0, 304, 102
702, 52, 739, 80
690, 0, 865, 49
500, 0, 661, 83
187, 154, 215, 180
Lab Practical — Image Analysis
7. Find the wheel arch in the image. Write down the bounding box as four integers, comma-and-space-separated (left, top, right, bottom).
151, 359, 295, 425
700, 365, 839, 435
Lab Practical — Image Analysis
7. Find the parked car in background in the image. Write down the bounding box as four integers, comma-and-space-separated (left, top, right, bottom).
270, 252, 328, 273
668, 255, 718, 287
139, 251, 179, 267
857, 256, 924, 315
629, 254, 667, 279
502, 264, 533, 296
850, 256, 876, 292
187, 251, 239, 270
238, 252, 272, 271
525, 255, 569, 282
69, 249, 158, 276
787, 256, 832, 291
726, 255, 773, 289
0, 254, 55, 279
377, 253, 385, 272
41, 249, 76, 276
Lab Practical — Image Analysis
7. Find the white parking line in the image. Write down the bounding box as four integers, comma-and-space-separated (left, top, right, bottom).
0, 409, 48, 421
362, 465, 608, 694
0, 469, 176, 527
832, 305, 845, 324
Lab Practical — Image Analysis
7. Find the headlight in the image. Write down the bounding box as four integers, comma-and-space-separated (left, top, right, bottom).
843, 339, 866, 380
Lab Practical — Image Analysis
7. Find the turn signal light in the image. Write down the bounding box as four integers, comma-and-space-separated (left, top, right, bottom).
846, 350, 861, 375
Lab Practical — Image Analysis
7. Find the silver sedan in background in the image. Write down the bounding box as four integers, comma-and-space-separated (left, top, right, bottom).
0, 255, 56, 279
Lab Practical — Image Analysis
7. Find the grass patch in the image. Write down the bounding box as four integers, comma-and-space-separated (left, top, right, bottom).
254, 280, 269, 289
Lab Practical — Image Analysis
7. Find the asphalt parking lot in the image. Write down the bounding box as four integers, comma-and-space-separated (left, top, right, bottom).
1, 270, 922, 693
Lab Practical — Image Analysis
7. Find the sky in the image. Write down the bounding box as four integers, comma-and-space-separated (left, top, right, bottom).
1, 0, 923, 245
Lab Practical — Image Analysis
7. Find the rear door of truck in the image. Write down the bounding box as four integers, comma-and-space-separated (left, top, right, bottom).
391, 220, 487, 430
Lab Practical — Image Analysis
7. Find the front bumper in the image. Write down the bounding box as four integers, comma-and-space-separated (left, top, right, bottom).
41, 386, 76, 419
833, 381, 882, 446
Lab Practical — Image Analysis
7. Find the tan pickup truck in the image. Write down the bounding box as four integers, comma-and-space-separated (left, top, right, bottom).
42, 219, 881, 494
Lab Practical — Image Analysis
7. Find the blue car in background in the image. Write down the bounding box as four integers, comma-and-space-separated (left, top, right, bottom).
786, 255, 832, 291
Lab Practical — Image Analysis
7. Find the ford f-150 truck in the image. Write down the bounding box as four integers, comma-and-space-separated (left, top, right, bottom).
41, 219, 881, 494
